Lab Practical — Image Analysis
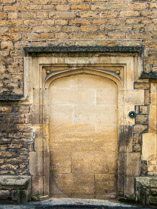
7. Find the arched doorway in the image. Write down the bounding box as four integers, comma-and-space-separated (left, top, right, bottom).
48, 72, 118, 199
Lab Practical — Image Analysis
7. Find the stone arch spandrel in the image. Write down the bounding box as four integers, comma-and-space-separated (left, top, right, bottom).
44, 68, 122, 89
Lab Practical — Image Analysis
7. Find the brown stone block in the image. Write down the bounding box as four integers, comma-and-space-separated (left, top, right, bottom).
1, 41, 13, 50
133, 124, 147, 133
128, 3, 148, 10
120, 11, 140, 17
42, 5, 55, 10
32, 176, 43, 195
50, 174, 94, 196
72, 151, 117, 174
134, 82, 150, 89
118, 175, 124, 195
50, 151, 71, 174
118, 153, 126, 176
136, 114, 147, 124
29, 152, 37, 176
19, 12, 36, 19
94, 138, 117, 152
133, 144, 141, 152
119, 125, 132, 153
28, 5, 42, 10
71, 140, 95, 152
91, 4, 106, 10
55, 20, 68, 25
55, 33, 69, 39
80, 25, 98, 32
69, 19, 90, 25
97, 40, 117, 46
109, 32, 126, 39
124, 177, 135, 197
126, 153, 141, 177
68, 0, 84, 2
56, 5, 70, 11
133, 134, 141, 144
36, 12, 48, 19
95, 174, 117, 195
8, 12, 18, 19
4, 5, 27, 11
33, 26, 61, 33
145, 90, 150, 105
79, 11, 99, 18
40, 33, 54, 39
101, 11, 119, 18
0, 33, 21, 41
0, 190, 10, 200
71, 4, 90, 10
139, 106, 148, 114
0, 12, 7, 19
49, 12, 76, 19
150, 3, 157, 9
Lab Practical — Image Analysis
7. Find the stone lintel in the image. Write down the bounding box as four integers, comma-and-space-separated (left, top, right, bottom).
24, 46, 144, 55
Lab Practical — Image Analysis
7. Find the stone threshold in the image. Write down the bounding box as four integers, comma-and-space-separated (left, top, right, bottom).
0, 198, 152, 209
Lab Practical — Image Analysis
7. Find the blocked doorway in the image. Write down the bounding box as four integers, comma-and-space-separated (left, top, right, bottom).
49, 73, 118, 199
25, 47, 144, 201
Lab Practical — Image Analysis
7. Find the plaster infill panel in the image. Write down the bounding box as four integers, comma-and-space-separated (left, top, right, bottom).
49, 74, 118, 199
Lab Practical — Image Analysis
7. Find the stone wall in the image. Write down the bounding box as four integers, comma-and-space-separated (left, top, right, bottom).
0, 0, 157, 98
0, 105, 33, 175
0, 0, 157, 205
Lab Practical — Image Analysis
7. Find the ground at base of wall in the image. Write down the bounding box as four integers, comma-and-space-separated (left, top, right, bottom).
0, 198, 153, 209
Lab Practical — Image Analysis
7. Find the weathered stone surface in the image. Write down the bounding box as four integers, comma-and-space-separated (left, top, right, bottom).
0, 0, 156, 203
0, 176, 31, 203
0, 190, 10, 200
135, 177, 157, 206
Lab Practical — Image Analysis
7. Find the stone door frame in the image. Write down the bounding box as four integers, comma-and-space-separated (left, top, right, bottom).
24, 47, 144, 200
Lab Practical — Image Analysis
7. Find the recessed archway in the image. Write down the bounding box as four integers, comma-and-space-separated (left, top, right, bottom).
47, 71, 119, 199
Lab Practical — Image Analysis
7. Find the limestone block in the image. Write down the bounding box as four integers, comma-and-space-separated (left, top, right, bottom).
135, 177, 157, 205
0, 176, 31, 203
72, 151, 117, 174
149, 106, 157, 133
29, 152, 37, 175
0, 190, 10, 200
95, 174, 117, 198
124, 90, 144, 105
133, 144, 141, 152
118, 125, 132, 153
125, 153, 141, 177
50, 174, 94, 197
133, 134, 141, 144
134, 82, 149, 90
136, 114, 147, 124
142, 133, 156, 163
139, 105, 148, 114
133, 125, 148, 133
124, 177, 135, 197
